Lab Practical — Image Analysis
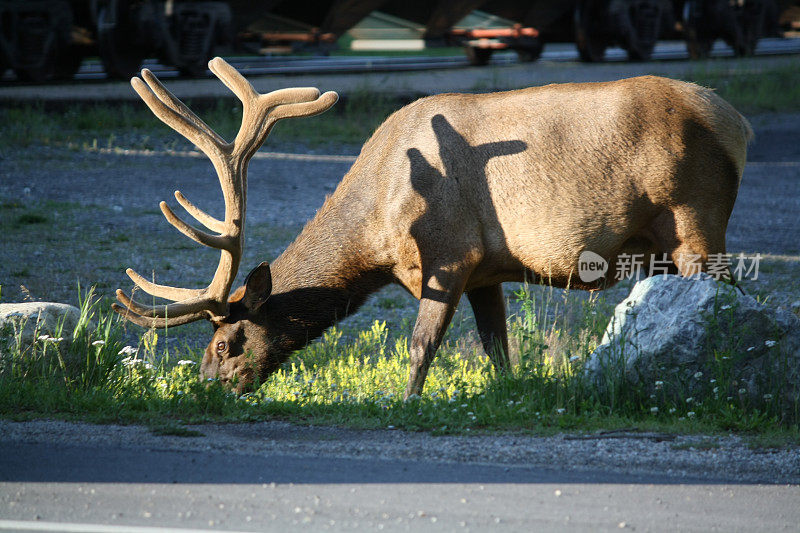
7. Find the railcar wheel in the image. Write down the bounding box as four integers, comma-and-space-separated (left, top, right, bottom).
616, 0, 663, 61
575, 0, 609, 62
683, 0, 716, 59
97, 2, 146, 79
515, 38, 543, 63
465, 46, 492, 66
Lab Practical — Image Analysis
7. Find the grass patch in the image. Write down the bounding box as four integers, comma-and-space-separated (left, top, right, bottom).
15, 213, 48, 225
0, 90, 399, 150
682, 63, 800, 113
1, 284, 797, 442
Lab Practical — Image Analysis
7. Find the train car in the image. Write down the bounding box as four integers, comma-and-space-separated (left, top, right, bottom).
0, 0, 234, 81
0, 0, 796, 82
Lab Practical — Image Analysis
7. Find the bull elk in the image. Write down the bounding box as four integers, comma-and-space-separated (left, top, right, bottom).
113, 57, 752, 398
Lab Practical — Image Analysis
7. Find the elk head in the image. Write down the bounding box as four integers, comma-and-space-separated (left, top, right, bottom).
112, 57, 337, 391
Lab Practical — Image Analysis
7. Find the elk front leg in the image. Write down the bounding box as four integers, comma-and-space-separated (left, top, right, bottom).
405, 273, 467, 399
467, 284, 509, 371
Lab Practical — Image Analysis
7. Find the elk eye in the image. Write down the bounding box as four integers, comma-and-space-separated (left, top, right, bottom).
216, 341, 227, 353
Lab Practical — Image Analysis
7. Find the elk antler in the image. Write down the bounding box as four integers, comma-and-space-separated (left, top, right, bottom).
113, 57, 338, 328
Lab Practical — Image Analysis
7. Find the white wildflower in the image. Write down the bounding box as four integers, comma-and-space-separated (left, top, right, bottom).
37, 335, 50, 341
387, 425, 395, 430
654, 380, 664, 389
763, 394, 773, 401
713, 387, 719, 394
693, 371, 703, 379
177, 360, 196, 366
720, 305, 732, 310
686, 397, 694, 404
650, 407, 659, 414
746, 346, 756, 352
668, 408, 677, 414
687, 411, 696, 418
91, 340, 105, 346
118, 346, 137, 356
467, 411, 474, 416
738, 388, 747, 394
460, 403, 468, 408
569, 355, 580, 363
121, 356, 141, 366
709, 379, 716, 384
555, 408, 566, 415
764, 340, 777, 348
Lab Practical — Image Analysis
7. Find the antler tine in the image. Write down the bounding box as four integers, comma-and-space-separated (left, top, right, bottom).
159, 201, 235, 250
208, 57, 258, 105
174, 191, 226, 233
139, 69, 226, 146
125, 269, 203, 302
112, 302, 209, 328
269, 91, 339, 121
115, 289, 213, 319
131, 76, 223, 158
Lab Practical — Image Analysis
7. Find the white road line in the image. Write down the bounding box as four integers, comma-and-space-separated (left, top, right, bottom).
0, 519, 252, 533
86, 146, 358, 163
82, 148, 800, 168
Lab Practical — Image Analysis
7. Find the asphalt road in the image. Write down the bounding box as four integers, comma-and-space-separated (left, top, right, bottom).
1, 440, 799, 532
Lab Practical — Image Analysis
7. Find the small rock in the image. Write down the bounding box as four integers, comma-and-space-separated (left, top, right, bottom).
585, 274, 800, 404
0, 302, 82, 351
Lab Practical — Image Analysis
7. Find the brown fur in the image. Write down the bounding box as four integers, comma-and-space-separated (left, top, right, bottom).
194, 76, 753, 396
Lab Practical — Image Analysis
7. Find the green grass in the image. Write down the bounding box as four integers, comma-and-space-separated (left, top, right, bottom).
0, 90, 399, 150
681, 63, 800, 113
2, 63, 797, 153
1, 284, 797, 443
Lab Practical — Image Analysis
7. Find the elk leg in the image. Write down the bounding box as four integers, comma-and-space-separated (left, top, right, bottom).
466, 284, 510, 371
405, 279, 465, 399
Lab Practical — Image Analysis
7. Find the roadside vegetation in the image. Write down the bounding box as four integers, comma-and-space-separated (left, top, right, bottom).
1, 284, 797, 444
1, 61, 798, 153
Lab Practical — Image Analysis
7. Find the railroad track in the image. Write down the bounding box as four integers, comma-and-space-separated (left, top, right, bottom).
1, 37, 798, 84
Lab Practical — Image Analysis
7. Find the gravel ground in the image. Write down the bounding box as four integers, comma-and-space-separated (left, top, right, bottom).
2, 419, 798, 484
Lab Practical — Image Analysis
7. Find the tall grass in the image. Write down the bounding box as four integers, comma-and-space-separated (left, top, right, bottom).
0, 91, 399, 150
1, 284, 797, 440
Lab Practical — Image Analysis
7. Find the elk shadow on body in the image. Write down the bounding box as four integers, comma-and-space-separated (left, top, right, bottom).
402, 114, 527, 396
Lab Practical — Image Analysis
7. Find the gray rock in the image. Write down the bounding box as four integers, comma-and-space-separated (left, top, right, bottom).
585, 274, 800, 404
0, 302, 82, 352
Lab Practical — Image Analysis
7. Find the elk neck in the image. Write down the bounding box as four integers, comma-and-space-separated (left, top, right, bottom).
262, 181, 393, 350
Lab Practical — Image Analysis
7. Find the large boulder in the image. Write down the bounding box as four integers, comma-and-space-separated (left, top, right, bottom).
585, 274, 800, 404
0, 302, 82, 353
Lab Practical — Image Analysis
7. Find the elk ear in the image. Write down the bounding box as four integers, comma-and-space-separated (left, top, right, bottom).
241, 262, 272, 312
